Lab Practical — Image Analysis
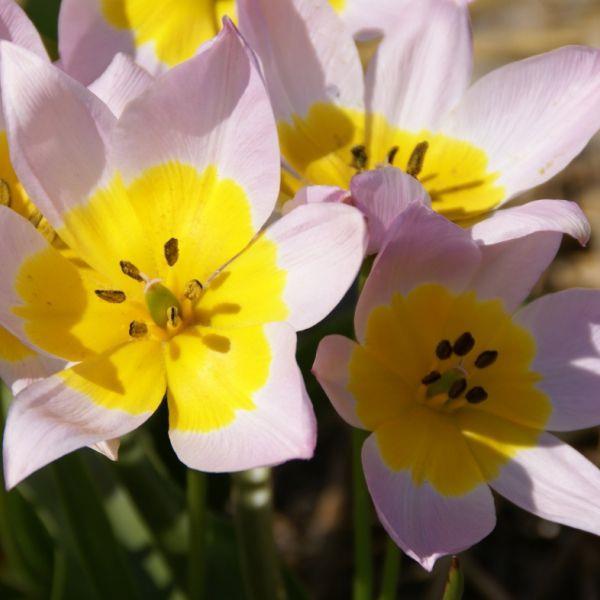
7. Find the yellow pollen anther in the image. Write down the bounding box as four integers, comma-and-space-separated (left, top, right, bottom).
0, 179, 11, 207
167, 305, 181, 328
129, 321, 148, 338
184, 279, 204, 302
95, 289, 126, 303
164, 237, 179, 267
406, 141, 429, 178
120, 260, 144, 282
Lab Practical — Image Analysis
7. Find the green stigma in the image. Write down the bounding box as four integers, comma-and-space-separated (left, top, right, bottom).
145, 282, 181, 328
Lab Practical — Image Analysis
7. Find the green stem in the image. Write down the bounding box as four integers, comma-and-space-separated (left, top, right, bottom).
378, 538, 400, 600
352, 429, 373, 600
187, 469, 208, 600
232, 468, 285, 600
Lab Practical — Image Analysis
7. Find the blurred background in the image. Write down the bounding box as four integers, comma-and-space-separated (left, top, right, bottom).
1, 1, 599, 598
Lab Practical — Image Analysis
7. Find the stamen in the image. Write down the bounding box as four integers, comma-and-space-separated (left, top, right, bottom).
129, 321, 148, 338
387, 146, 399, 165
29, 210, 43, 228
466, 386, 488, 404
448, 377, 467, 399
453, 332, 475, 356
421, 371, 441, 385
95, 290, 126, 303
120, 260, 144, 282
351, 145, 368, 170
406, 141, 429, 177
184, 279, 204, 302
475, 350, 498, 369
164, 238, 179, 267
167, 305, 181, 328
435, 339, 452, 360
0, 179, 12, 207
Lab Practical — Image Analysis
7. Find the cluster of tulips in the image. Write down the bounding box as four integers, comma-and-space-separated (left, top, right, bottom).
0, 0, 599, 593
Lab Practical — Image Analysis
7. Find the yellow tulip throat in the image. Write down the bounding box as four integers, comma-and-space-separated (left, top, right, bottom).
349, 284, 551, 496
101, 0, 236, 67
279, 104, 505, 221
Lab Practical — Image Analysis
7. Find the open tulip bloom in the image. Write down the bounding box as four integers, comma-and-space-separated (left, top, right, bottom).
0, 0, 155, 398
313, 202, 600, 570
0, 22, 366, 489
239, 0, 600, 221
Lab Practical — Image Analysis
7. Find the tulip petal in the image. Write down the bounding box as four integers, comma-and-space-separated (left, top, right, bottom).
166, 322, 315, 471
468, 200, 590, 312
282, 185, 349, 215
355, 204, 480, 341
0, 42, 116, 230
362, 433, 496, 571
0, 0, 47, 59
312, 334, 363, 428
3, 339, 165, 489
443, 46, 600, 202
0, 326, 64, 395
238, 0, 364, 121
199, 202, 366, 332
88, 52, 153, 117
113, 20, 279, 239
366, 0, 472, 132
350, 166, 431, 254
490, 432, 600, 535
337, 0, 411, 41
515, 289, 600, 431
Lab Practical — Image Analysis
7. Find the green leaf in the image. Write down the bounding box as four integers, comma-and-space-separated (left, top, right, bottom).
442, 557, 464, 600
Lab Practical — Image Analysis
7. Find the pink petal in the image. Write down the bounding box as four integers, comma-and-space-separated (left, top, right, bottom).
113, 20, 280, 235
338, 0, 411, 41
312, 334, 363, 428
88, 52, 153, 117
491, 433, 600, 535
282, 185, 349, 215
0, 42, 115, 230
264, 202, 366, 331
0, 0, 48, 59
366, 0, 472, 131
59, 0, 134, 85
238, 0, 364, 121
350, 166, 431, 254
468, 200, 590, 312
443, 46, 600, 202
355, 204, 481, 342
362, 433, 496, 571
3, 340, 165, 489
515, 289, 600, 431
168, 323, 316, 472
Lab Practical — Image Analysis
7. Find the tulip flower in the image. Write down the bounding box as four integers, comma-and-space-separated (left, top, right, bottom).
0, 22, 366, 489
313, 202, 600, 570
238, 0, 600, 219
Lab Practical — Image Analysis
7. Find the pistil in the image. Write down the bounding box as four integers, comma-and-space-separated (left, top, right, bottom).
145, 281, 182, 328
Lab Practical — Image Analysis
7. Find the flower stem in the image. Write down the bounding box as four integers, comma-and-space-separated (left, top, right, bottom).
378, 537, 401, 600
232, 468, 285, 600
352, 429, 373, 600
187, 469, 208, 600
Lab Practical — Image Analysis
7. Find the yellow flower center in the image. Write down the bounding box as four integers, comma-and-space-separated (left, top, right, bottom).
101, 0, 236, 67
348, 284, 551, 496
278, 104, 505, 221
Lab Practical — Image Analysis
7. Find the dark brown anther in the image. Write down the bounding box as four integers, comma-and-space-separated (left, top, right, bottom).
95, 290, 126, 303
406, 141, 429, 177
167, 305, 181, 328
453, 332, 475, 357
466, 386, 488, 404
387, 146, 399, 165
184, 279, 203, 302
120, 260, 144, 282
129, 321, 148, 338
0, 179, 12, 207
448, 378, 467, 399
435, 339, 452, 360
351, 144, 368, 170
164, 237, 179, 267
475, 350, 498, 369
421, 371, 441, 385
